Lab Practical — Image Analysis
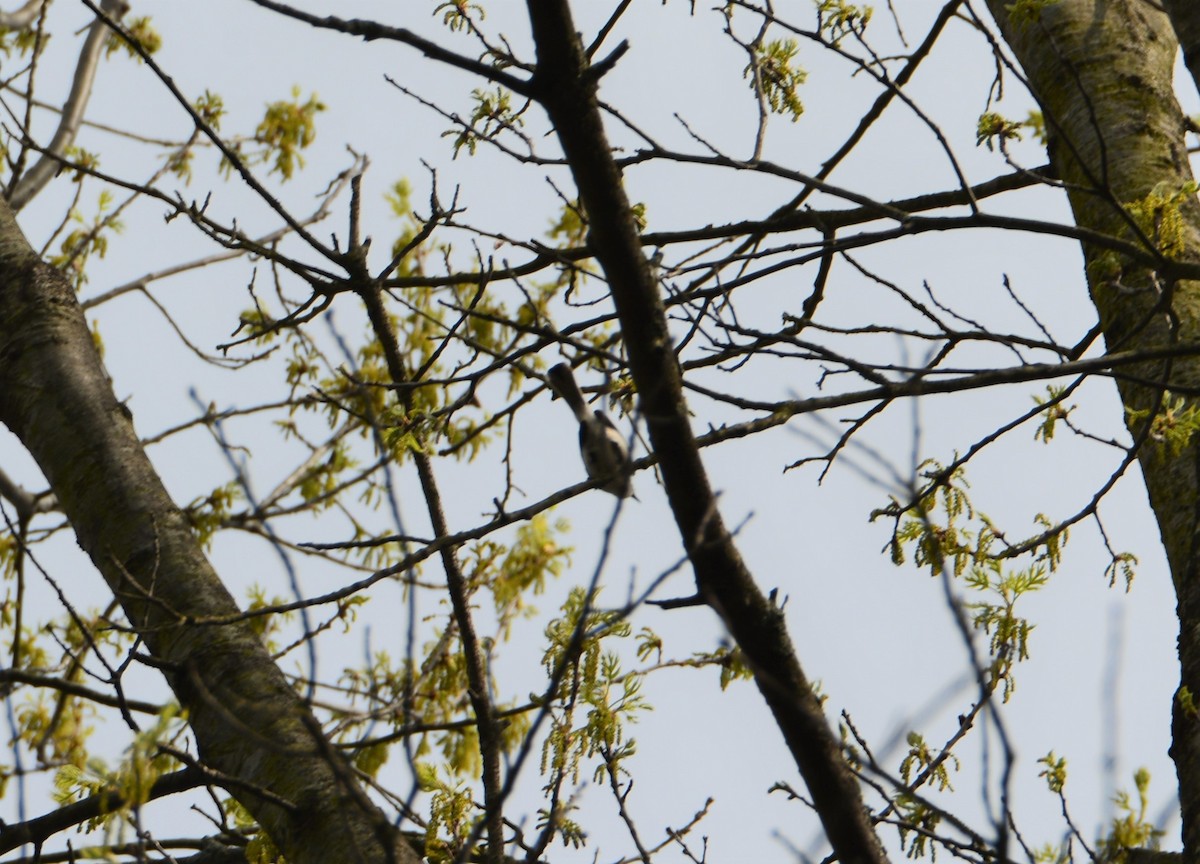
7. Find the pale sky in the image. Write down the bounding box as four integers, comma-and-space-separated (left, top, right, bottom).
0, 2, 1192, 861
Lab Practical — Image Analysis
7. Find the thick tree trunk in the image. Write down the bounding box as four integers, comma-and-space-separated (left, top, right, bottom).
0, 196, 418, 863
986, 1, 1200, 857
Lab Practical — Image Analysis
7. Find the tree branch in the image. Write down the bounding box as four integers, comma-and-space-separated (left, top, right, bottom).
8, 0, 126, 210
523, 4, 891, 864
0, 0, 44, 31
244, 0, 533, 97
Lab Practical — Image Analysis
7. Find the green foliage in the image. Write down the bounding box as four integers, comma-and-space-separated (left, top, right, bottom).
11, 625, 49, 671
385, 178, 414, 219
417, 645, 483, 775
49, 188, 123, 290
61, 144, 99, 184
876, 464, 1068, 699
542, 194, 647, 339
236, 306, 278, 343
446, 87, 523, 157
332, 531, 548, 785
298, 441, 357, 506
899, 731, 957, 792
548, 199, 587, 250
484, 513, 572, 636
879, 463, 1065, 575
167, 91, 226, 183
195, 90, 225, 130
965, 561, 1046, 700
1024, 110, 1048, 145
112, 707, 184, 806
243, 585, 294, 644
539, 588, 650, 827
436, 1, 486, 32
0, 530, 17, 581
1106, 550, 1139, 591
380, 406, 433, 461
1124, 181, 1200, 256
354, 740, 389, 778
244, 836, 281, 864
385, 177, 432, 275
1032, 842, 1071, 864
333, 532, 556, 782
105, 15, 161, 59
21, 691, 92, 769
634, 628, 662, 664
747, 39, 806, 121
50, 709, 181, 834
236, 177, 503, 472
165, 146, 195, 184
976, 112, 1023, 151
237, 86, 325, 180
895, 793, 941, 859
1127, 391, 1200, 457
877, 463, 976, 573
52, 764, 105, 814
815, 0, 872, 45
1179, 686, 1199, 721
184, 482, 242, 549
0, 25, 48, 58
1087, 250, 1124, 285
537, 802, 587, 849
1038, 751, 1067, 793
716, 645, 755, 690
9, 610, 146, 774
1099, 768, 1164, 860
89, 319, 106, 359
227, 797, 280, 864
1032, 385, 1072, 443
419, 763, 479, 864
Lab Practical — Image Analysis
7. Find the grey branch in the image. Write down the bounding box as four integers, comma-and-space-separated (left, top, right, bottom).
9, 0, 129, 211
0, 0, 45, 30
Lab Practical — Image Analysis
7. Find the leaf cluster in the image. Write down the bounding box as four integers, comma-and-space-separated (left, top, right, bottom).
748, 38, 807, 121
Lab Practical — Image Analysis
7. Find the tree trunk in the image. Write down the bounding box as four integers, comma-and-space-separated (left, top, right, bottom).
0, 196, 418, 863
986, 1, 1200, 857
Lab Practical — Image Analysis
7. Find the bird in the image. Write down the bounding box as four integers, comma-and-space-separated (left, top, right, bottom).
546, 363, 633, 498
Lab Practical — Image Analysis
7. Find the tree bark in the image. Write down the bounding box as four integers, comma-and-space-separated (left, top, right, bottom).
0, 196, 418, 862
986, 1, 1200, 857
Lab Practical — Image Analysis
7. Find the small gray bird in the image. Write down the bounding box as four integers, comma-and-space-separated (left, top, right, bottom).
546, 363, 633, 498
